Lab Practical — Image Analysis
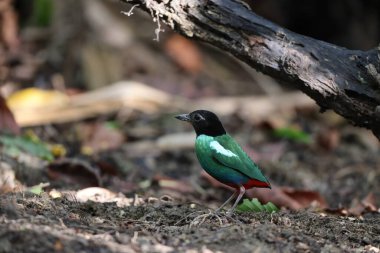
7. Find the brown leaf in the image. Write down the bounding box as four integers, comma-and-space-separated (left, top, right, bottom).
316, 126, 340, 151
348, 192, 379, 216
325, 192, 379, 216
281, 187, 328, 208
0, 94, 19, 134
78, 122, 125, 155
154, 175, 194, 193
105, 176, 136, 193
164, 34, 203, 74
54, 240, 63, 251
324, 207, 349, 216
362, 192, 378, 211
0, 0, 20, 51
48, 158, 101, 187
0, 161, 21, 193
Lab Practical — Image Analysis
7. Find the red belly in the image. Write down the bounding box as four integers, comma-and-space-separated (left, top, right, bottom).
226, 178, 271, 189
243, 179, 271, 189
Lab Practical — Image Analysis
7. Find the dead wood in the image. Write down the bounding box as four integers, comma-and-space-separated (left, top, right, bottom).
122, 0, 380, 140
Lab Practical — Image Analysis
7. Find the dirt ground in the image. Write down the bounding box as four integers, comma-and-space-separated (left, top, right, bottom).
0, 192, 379, 253
1, 110, 380, 253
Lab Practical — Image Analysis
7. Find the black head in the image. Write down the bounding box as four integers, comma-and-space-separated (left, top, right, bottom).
175, 110, 226, 137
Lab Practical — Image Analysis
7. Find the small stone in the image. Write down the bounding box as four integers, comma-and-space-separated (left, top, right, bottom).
296, 242, 309, 250
364, 245, 380, 253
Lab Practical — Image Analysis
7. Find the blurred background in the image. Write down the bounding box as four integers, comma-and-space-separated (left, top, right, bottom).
1, 0, 379, 96
0, 0, 379, 214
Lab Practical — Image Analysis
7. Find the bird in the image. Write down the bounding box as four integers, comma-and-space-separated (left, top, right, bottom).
175, 110, 271, 214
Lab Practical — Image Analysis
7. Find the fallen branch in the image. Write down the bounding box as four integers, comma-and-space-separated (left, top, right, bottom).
122, 0, 380, 139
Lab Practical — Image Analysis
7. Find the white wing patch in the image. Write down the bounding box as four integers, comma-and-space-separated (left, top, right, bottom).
210, 141, 238, 157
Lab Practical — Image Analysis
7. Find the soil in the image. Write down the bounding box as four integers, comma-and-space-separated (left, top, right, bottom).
0, 192, 378, 253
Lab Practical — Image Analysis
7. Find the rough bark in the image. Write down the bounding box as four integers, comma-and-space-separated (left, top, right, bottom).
122, 0, 380, 139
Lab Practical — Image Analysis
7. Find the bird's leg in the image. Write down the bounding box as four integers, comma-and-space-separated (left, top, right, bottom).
182, 189, 242, 227
214, 190, 238, 213
186, 191, 237, 226
226, 185, 245, 215
180, 188, 244, 227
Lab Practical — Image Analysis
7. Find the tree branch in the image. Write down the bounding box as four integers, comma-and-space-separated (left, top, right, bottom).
122, 0, 380, 139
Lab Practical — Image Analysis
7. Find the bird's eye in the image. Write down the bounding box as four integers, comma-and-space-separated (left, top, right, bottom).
193, 114, 202, 121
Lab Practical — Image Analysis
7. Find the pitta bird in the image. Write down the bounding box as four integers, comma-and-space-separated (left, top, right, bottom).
176, 110, 271, 214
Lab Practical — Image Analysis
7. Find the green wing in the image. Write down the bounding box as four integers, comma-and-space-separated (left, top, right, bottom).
211, 135, 269, 183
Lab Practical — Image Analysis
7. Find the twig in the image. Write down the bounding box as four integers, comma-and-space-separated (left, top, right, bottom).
121, 4, 139, 16
153, 12, 164, 42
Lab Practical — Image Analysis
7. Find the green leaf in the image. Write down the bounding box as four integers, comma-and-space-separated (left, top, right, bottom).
104, 121, 121, 130
239, 199, 257, 211
30, 0, 54, 27
237, 198, 279, 213
273, 127, 311, 143
251, 198, 265, 211
0, 134, 54, 161
27, 183, 50, 195
263, 202, 279, 212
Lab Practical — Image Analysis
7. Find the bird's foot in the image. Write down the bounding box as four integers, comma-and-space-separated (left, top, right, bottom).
215, 207, 236, 218
175, 209, 240, 227
175, 209, 225, 227
189, 209, 225, 227
225, 208, 239, 217
174, 210, 211, 226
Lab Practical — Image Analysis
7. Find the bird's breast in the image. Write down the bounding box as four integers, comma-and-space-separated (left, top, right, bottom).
195, 135, 214, 169
195, 135, 250, 186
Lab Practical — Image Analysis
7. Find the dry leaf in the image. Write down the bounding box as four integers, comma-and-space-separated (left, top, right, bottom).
281, 187, 327, 208
325, 192, 379, 216
0, 0, 20, 51
0, 161, 21, 193
316, 126, 340, 151
48, 158, 101, 187
76, 187, 117, 202
348, 192, 379, 216
154, 175, 194, 193
165, 34, 203, 74
78, 122, 125, 155
0, 94, 19, 134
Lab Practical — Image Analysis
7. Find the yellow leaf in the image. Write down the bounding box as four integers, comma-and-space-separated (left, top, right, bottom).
50, 144, 67, 157
7, 88, 69, 111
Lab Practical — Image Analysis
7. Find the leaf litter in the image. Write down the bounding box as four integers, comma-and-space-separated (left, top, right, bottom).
1, 104, 380, 252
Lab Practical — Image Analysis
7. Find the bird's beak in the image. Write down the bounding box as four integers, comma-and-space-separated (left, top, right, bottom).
175, 113, 191, 122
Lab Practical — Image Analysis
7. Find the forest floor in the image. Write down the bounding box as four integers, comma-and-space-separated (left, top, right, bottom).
0, 2, 379, 252
1, 109, 380, 253
0, 191, 379, 253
